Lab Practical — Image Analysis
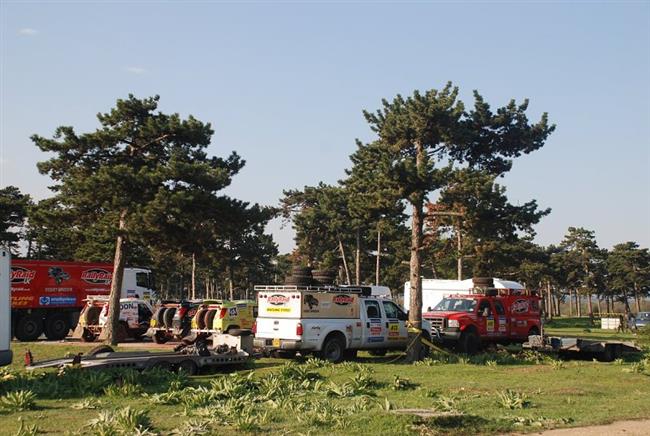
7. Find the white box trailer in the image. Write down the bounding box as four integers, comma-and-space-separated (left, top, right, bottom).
403, 278, 525, 313
1, 248, 12, 366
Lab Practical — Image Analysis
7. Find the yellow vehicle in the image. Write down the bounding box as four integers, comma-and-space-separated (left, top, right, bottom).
191, 300, 257, 334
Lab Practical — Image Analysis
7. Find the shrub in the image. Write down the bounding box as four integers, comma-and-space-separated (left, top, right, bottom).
0, 390, 37, 412
497, 390, 531, 410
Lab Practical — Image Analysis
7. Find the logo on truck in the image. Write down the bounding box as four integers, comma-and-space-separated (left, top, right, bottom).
333, 294, 354, 306
511, 299, 529, 314
268, 294, 290, 305
11, 267, 36, 284
48, 267, 70, 285
81, 269, 113, 285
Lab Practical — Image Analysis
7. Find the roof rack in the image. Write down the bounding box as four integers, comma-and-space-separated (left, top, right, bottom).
254, 284, 370, 295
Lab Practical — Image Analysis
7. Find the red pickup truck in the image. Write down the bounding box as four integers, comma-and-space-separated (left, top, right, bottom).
423, 288, 541, 354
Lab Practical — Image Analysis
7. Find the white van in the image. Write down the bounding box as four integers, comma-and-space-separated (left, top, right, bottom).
403, 278, 525, 314
1, 248, 12, 366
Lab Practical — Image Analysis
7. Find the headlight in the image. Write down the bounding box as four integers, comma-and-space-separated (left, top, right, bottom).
447, 319, 459, 328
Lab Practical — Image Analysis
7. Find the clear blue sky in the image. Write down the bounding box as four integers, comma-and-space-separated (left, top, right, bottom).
2, 1, 649, 254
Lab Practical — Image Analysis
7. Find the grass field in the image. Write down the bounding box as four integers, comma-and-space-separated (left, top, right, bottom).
0, 320, 649, 435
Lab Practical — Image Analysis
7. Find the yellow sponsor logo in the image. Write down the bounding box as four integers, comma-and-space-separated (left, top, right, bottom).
267, 307, 291, 313
389, 323, 399, 332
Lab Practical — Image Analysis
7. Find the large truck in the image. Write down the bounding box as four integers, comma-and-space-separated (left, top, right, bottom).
10, 259, 156, 341
1, 248, 11, 366
253, 284, 430, 362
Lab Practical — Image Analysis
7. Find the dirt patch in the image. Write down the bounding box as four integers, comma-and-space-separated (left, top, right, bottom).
535, 419, 650, 435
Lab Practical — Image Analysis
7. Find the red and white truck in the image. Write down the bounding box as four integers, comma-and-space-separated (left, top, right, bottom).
423, 279, 542, 354
10, 259, 156, 341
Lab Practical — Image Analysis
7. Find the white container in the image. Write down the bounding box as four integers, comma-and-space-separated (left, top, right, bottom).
601, 317, 621, 330
0, 248, 12, 366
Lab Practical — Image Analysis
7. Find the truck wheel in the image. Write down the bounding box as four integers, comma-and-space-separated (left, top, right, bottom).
320, 335, 345, 363
204, 310, 217, 330
163, 308, 176, 329
15, 314, 43, 342
88, 345, 114, 356
153, 331, 170, 344
177, 359, 198, 376
194, 309, 207, 329
368, 349, 387, 357
80, 328, 97, 342
44, 313, 70, 341
458, 331, 480, 355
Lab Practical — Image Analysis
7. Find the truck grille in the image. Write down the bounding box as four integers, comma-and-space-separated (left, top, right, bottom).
429, 317, 445, 330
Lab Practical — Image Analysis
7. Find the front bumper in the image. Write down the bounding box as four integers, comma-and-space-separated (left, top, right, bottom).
428, 327, 462, 342
253, 338, 314, 351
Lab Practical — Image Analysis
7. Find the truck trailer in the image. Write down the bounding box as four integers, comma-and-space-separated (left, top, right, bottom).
11, 259, 156, 341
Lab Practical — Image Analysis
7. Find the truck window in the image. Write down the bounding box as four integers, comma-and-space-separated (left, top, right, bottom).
382, 301, 406, 320
365, 300, 381, 319
494, 301, 505, 316
434, 298, 477, 313
136, 272, 149, 288
478, 300, 493, 317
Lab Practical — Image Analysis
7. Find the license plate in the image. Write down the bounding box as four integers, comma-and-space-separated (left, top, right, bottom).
272, 338, 280, 348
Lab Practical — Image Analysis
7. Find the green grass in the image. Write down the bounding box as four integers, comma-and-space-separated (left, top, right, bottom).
0, 324, 649, 435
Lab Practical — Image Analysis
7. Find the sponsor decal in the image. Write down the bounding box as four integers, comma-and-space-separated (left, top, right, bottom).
228, 307, 238, 317
45, 287, 72, 293
81, 268, 112, 285
268, 294, 290, 305
333, 294, 354, 306
304, 294, 319, 309
370, 326, 382, 335
120, 302, 138, 311
48, 267, 70, 285
511, 299, 529, 314
266, 307, 291, 313
499, 317, 507, 332
487, 319, 495, 331
11, 295, 34, 307
368, 337, 384, 343
39, 296, 77, 306
11, 267, 36, 284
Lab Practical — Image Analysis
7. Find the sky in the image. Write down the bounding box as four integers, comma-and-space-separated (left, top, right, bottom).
1, 1, 649, 254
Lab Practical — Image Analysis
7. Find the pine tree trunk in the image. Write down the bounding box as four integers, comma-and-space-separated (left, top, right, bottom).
634, 282, 641, 312
338, 237, 351, 285
228, 264, 234, 300
191, 253, 196, 300
577, 293, 582, 317
596, 298, 602, 316
376, 229, 381, 286
101, 209, 128, 345
406, 199, 424, 362
587, 292, 593, 317
569, 289, 574, 317
355, 228, 361, 285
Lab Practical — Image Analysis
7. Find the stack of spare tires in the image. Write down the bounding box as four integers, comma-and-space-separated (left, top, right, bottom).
284, 266, 336, 286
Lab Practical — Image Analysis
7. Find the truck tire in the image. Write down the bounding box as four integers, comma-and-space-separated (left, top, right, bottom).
153, 331, 169, 344
320, 335, 345, 363
15, 314, 44, 342
154, 307, 166, 327
163, 308, 176, 329
177, 359, 198, 376
203, 310, 217, 330
194, 309, 208, 329
458, 330, 480, 354
88, 345, 114, 356
44, 313, 70, 341
82, 306, 101, 326
80, 328, 97, 342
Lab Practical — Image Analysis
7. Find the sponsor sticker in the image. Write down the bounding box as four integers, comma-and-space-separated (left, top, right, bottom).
268, 294, 290, 305
370, 326, 382, 335
120, 302, 138, 311
11, 295, 34, 307
333, 294, 354, 306
512, 299, 529, 314
368, 337, 384, 343
81, 268, 112, 285
266, 307, 291, 313
39, 296, 77, 306
228, 307, 238, 317
11, 267, 36, 284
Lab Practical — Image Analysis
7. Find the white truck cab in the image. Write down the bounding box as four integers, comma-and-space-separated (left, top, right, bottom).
253, 285, 418, 362
1, 248, 12, 366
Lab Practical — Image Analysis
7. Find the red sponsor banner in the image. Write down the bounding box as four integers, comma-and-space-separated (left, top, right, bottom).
11, 267, 36, 284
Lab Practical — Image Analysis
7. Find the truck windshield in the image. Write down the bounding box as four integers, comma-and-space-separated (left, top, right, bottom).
433, 298, 477, 313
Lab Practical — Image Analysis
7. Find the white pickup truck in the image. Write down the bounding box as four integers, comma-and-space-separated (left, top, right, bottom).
253, 285, 430, 362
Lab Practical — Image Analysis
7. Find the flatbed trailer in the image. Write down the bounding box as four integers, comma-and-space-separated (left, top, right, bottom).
523, 335, 640, 362
26, 334, 252, 375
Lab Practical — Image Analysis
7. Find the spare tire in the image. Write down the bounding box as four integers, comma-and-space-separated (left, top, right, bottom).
154, 307, 166, 327
163, 308, 176, 329
82, 306, 101, 326
472, 277, 494, 288
194, 308, 208, 329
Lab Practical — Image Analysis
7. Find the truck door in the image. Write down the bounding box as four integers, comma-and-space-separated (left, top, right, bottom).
477, 299, 497, 337
382, 300, 409, 348
362, 300, 386, 348
493, 300, 508, 337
